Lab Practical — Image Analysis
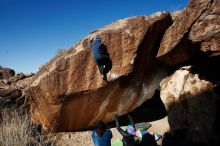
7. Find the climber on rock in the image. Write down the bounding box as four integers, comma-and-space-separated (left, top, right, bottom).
89, 35, 112, 81
92, 121, 112, 146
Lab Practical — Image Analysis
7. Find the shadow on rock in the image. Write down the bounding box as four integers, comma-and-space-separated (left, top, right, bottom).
162, 88, 220, 146
108, 89, 167, 128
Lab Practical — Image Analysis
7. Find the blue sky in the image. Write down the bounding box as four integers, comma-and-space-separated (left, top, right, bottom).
0, 0, 189, 73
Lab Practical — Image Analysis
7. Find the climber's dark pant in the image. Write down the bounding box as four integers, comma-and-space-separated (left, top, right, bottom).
95, 56, 112, 77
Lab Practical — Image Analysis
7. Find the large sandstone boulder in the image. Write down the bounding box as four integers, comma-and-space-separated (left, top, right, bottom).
25, 12, 172, 132
157, 0, 220, 65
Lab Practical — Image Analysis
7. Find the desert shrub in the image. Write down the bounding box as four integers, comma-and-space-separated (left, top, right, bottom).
57, 48, 66, 55
0, 108, 46, 146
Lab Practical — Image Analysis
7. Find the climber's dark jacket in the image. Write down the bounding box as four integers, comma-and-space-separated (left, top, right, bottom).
89, 36, 106, 60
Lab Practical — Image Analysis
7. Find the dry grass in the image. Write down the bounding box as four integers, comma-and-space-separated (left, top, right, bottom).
0, 108, 47, 146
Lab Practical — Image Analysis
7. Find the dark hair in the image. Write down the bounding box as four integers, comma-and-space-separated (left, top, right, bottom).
96, 121, 106, 130
162, 132, 172, 146
141, 133, 157, 146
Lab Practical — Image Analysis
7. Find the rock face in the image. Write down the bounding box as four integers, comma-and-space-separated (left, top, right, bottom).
25, 12, 172, 132
154, 1, 220, 144
0, 66, 34, 109
18, 0, 220, 138
157, 0, 220, 65
0, 66, 15, 80
160, 66, 213, 109
159, 66, 219, 145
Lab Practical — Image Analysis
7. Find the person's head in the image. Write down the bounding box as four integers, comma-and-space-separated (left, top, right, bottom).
95, 35, 100, 39
95, 35, 101, 42
162, 132, 172, 146
95, 121, 106, 136
141, 133, 157, 146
